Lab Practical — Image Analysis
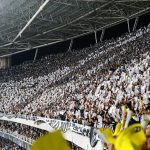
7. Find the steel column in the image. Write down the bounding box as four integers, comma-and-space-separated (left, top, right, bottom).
94, 31, 98, 43
34, 48, 38, 61
68, 39, 73, 52
100, 29, 105, 42
127, 19, 130, 33
132, 16, 139, 31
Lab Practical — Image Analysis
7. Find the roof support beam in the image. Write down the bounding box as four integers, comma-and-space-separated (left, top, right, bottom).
52, 0, 74, 6
0, 47, 25, 50
20, 1, 112, 41
116, 0, 150, 2
13, 0, 50, 43
1, 3, 150, 56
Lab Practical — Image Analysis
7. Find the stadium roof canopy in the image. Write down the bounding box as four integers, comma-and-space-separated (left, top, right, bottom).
0, 0, 150, 57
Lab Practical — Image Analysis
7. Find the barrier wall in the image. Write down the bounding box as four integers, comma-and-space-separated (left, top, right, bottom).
0, 131, 30, 150
0, 114, 103, 150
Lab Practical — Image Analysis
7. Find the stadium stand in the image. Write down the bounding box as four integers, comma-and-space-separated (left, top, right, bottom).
0, 23, 149, 149
0, 137, 25, 150
0, 120, 48, 143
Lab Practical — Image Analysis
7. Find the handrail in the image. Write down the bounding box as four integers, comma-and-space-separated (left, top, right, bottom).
0, 113, 102, 150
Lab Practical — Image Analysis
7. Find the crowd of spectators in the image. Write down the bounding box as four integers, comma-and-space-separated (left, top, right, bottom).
0, 23, 149, 149
0, 24, 149, 127
0, 120, 48, 143
0, 137, 25, 150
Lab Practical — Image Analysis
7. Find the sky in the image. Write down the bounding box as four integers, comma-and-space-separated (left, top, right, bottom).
11, 11, 150, 66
